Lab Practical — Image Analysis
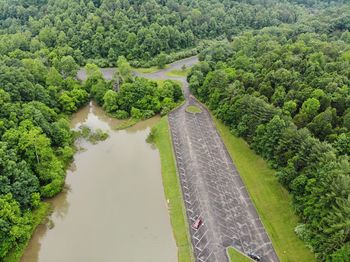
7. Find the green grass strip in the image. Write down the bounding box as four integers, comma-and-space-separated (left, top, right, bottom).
227, 247, 254, 262
166, 69, 190, 77
185, 105, 202, 114
152, 117, 194, 262
132, 65, 168, 74
213, 116, 315, 262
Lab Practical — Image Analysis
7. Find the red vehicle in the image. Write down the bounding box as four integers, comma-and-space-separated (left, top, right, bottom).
192, 217, 203, 230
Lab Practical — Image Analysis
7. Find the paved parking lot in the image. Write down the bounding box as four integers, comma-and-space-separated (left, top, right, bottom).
168, 97, 279, 262
140, 57, 279, 262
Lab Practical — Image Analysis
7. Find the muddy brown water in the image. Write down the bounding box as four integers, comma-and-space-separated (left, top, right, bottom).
20, 101, 177, 262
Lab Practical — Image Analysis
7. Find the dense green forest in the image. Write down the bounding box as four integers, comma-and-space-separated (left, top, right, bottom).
0, 0, 308, 67
1, 0, 350, 261
188, 7, 350, 261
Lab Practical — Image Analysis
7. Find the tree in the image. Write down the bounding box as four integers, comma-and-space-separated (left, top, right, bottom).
51, 118, 73, 147
84, 63, 104, 92
22, 59, 47, 84
0, 142, 39, 209
294, 98, 320, 128
91, 80, 109, 106
156, 52, 167, 69
9, 162, 39, 209
103, 90, 118, 113
46, 67, 63, 87
55, 56, 79, 78
85, 63, 103, 80
0, 89, 10, 106
307, 108, 335, 140
343, 111, 350, 131
38, 27, 57, 48
282, 100, 297, 116
59, 92, 77, 113
0, 194, 32, 259
271, 86, 286, 107
301, 98, 320, 117
333, 133, 350, 155
253, 115, 288, 161
331, 243, 350, 261
116, 56, 133, 84
70, 86, 89, 107
131, 107, 143, 119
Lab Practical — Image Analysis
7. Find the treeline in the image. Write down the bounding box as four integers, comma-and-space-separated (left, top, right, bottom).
0, 0, 305, 67
188, 24, 350, 260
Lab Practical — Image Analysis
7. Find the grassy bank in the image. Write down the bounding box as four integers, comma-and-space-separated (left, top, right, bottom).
152, 117, 194, 262
114, 118, 138, 130
213, 117, 315, 262
4, 203, 51, 262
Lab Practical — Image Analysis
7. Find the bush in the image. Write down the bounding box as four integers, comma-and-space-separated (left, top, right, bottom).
131, 107, 143, 120
146, 127, 157, 144
141, 110, 155, 119
88, 129, 109, 144
330, 243, 350, 262
115, 110, 129, 119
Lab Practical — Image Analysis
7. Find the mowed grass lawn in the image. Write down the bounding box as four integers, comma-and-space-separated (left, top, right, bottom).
212, 117, 315, 262
186, 105, 202, 114
227, 247, 254, 262
132, 66, 159, 74
166, 69, 190, 77
153, 117, 194, 262
132, 65, 169, 74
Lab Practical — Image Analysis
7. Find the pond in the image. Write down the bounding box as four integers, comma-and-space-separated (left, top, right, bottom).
20, 101, 177, 262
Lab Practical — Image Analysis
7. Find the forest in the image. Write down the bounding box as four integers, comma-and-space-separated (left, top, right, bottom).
0, 0, 350, 261
0, 0, 306, 67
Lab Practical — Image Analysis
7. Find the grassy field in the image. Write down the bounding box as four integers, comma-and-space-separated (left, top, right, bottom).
227, 248, 254, 262
4, 203, 50, 262
213, 117, 315, 262
152, 117, 194, 262
166, 69, 190, 77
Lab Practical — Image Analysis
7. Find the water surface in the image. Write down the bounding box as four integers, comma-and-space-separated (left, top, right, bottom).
20, 102, 176, 262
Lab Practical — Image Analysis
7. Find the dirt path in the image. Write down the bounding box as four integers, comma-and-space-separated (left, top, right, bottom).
140, 56, 279, 262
